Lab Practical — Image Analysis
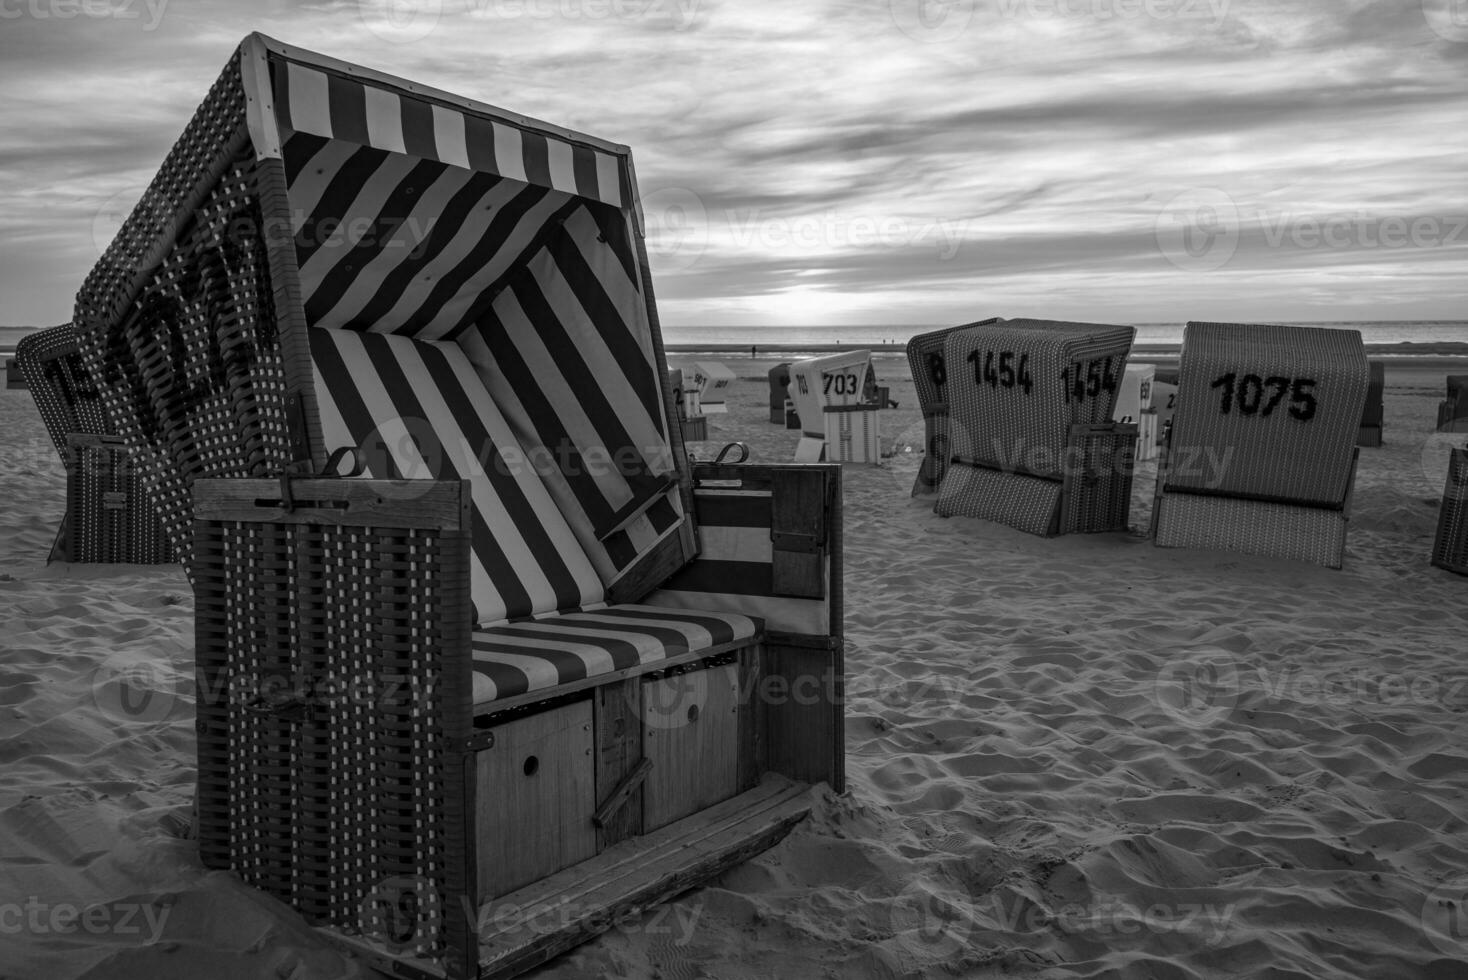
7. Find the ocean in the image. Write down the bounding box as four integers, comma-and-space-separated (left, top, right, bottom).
5, 321, 1464, 356
662, 321, 1468, 350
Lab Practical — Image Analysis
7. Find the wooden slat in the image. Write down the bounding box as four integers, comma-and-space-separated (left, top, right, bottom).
770, 468, 826, 599
477, 777, 809, 979
593, 680, 643, 847
475, 701, 597, 901
641, 664, 740, 830
193, 478, 470, 530
762, 644, 842, 789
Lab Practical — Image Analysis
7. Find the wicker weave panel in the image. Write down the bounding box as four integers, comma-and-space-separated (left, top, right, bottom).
15, 325, 109, 457
906, 317, 1001, 496
1154, 492, 1349, 568
72, 52, 297, 574
1430, 447, 1468, 575
1058, 427, 1136, 535
934, 462, 1064, 536
1168, 322, 1367, 504
944, 319, 1135, 479
195, 480, 473, 970
65, 436, 176, 564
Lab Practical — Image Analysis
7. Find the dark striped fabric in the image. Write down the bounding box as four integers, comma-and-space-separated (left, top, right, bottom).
309, 327, 603, 626
645, 490, 833, 636
280, 132, 580, 339
269, 57, 626, 208
457, 203, 686, 588
471, 604, 759, 709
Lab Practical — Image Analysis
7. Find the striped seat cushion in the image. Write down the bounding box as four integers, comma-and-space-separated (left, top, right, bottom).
471, 604, 761, 709
310, 327, 605, 626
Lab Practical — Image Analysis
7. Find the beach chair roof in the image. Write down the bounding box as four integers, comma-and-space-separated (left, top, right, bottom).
71, 34, 691, 595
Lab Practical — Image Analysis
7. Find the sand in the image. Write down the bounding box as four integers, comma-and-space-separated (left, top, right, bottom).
2, 358, 1468, 979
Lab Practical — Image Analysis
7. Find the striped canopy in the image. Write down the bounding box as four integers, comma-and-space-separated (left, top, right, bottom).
71, 34, 693, 613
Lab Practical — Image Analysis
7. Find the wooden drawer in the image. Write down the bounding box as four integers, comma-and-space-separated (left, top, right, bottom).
642, 664, 741, 831
475, 701, 596, 901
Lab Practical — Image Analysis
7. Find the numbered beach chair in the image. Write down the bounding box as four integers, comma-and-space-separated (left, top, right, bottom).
768, 362, 791, 424
1151, 322, 1368, 568
1436, 375, 1468, 433
787, 350, 880, 463
933, 318, 1138, 535
73, 34, 844, 980
906, 317, 1001, 496
668, 367, 707, 441
1430, 443, 1468, 575
691, 361, 735, 414
14, 324, 175, 563
1114, 363, 1158, 462
1152, 367, 1179, 449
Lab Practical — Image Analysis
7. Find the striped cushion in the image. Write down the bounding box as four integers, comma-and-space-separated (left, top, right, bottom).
471, 604, 760, 709
310, 327, 604, 625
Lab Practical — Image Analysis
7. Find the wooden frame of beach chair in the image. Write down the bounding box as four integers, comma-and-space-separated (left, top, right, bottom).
14, 324, 175, 564
906, 317, 1001, 496
193, 463, 843, 979
1430, 445, 1468, 576
71, 34, 844, 979
932, 318, 1139, 536
1150, 322, 1368, 568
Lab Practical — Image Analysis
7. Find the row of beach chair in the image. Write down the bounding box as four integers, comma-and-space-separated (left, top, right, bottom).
12, 32, 1466, 980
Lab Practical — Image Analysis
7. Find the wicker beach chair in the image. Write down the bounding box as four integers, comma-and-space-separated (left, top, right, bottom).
691, 361, 735, 414
932, 318, 1138, 535
75, 34, 844, 979
768, 362, 791, 424
1430, 444, 1468, 575
1436, 375, 1468, 432
668, 367, 708, 442
906, 317, 1001, 496
787, 350, 881, 463
14, 324, 175, 563
1151, 322, 1368, 568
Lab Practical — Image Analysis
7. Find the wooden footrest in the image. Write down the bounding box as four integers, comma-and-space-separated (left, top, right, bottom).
478, 775, 809, 978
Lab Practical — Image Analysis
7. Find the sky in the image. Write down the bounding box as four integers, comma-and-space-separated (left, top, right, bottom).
0, 0, 1464, 329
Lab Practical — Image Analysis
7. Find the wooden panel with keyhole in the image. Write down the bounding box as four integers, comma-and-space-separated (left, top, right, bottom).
475, 700, 596, 900
641, 664, 740, 831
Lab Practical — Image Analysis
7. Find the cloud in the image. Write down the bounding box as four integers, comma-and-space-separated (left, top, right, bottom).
0, 0, 1462, 326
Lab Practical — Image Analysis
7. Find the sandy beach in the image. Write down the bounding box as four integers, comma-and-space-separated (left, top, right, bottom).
2, 355, 1467, 979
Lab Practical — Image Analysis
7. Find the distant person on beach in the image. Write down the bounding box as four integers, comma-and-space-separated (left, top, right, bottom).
751, 345, 757, 357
